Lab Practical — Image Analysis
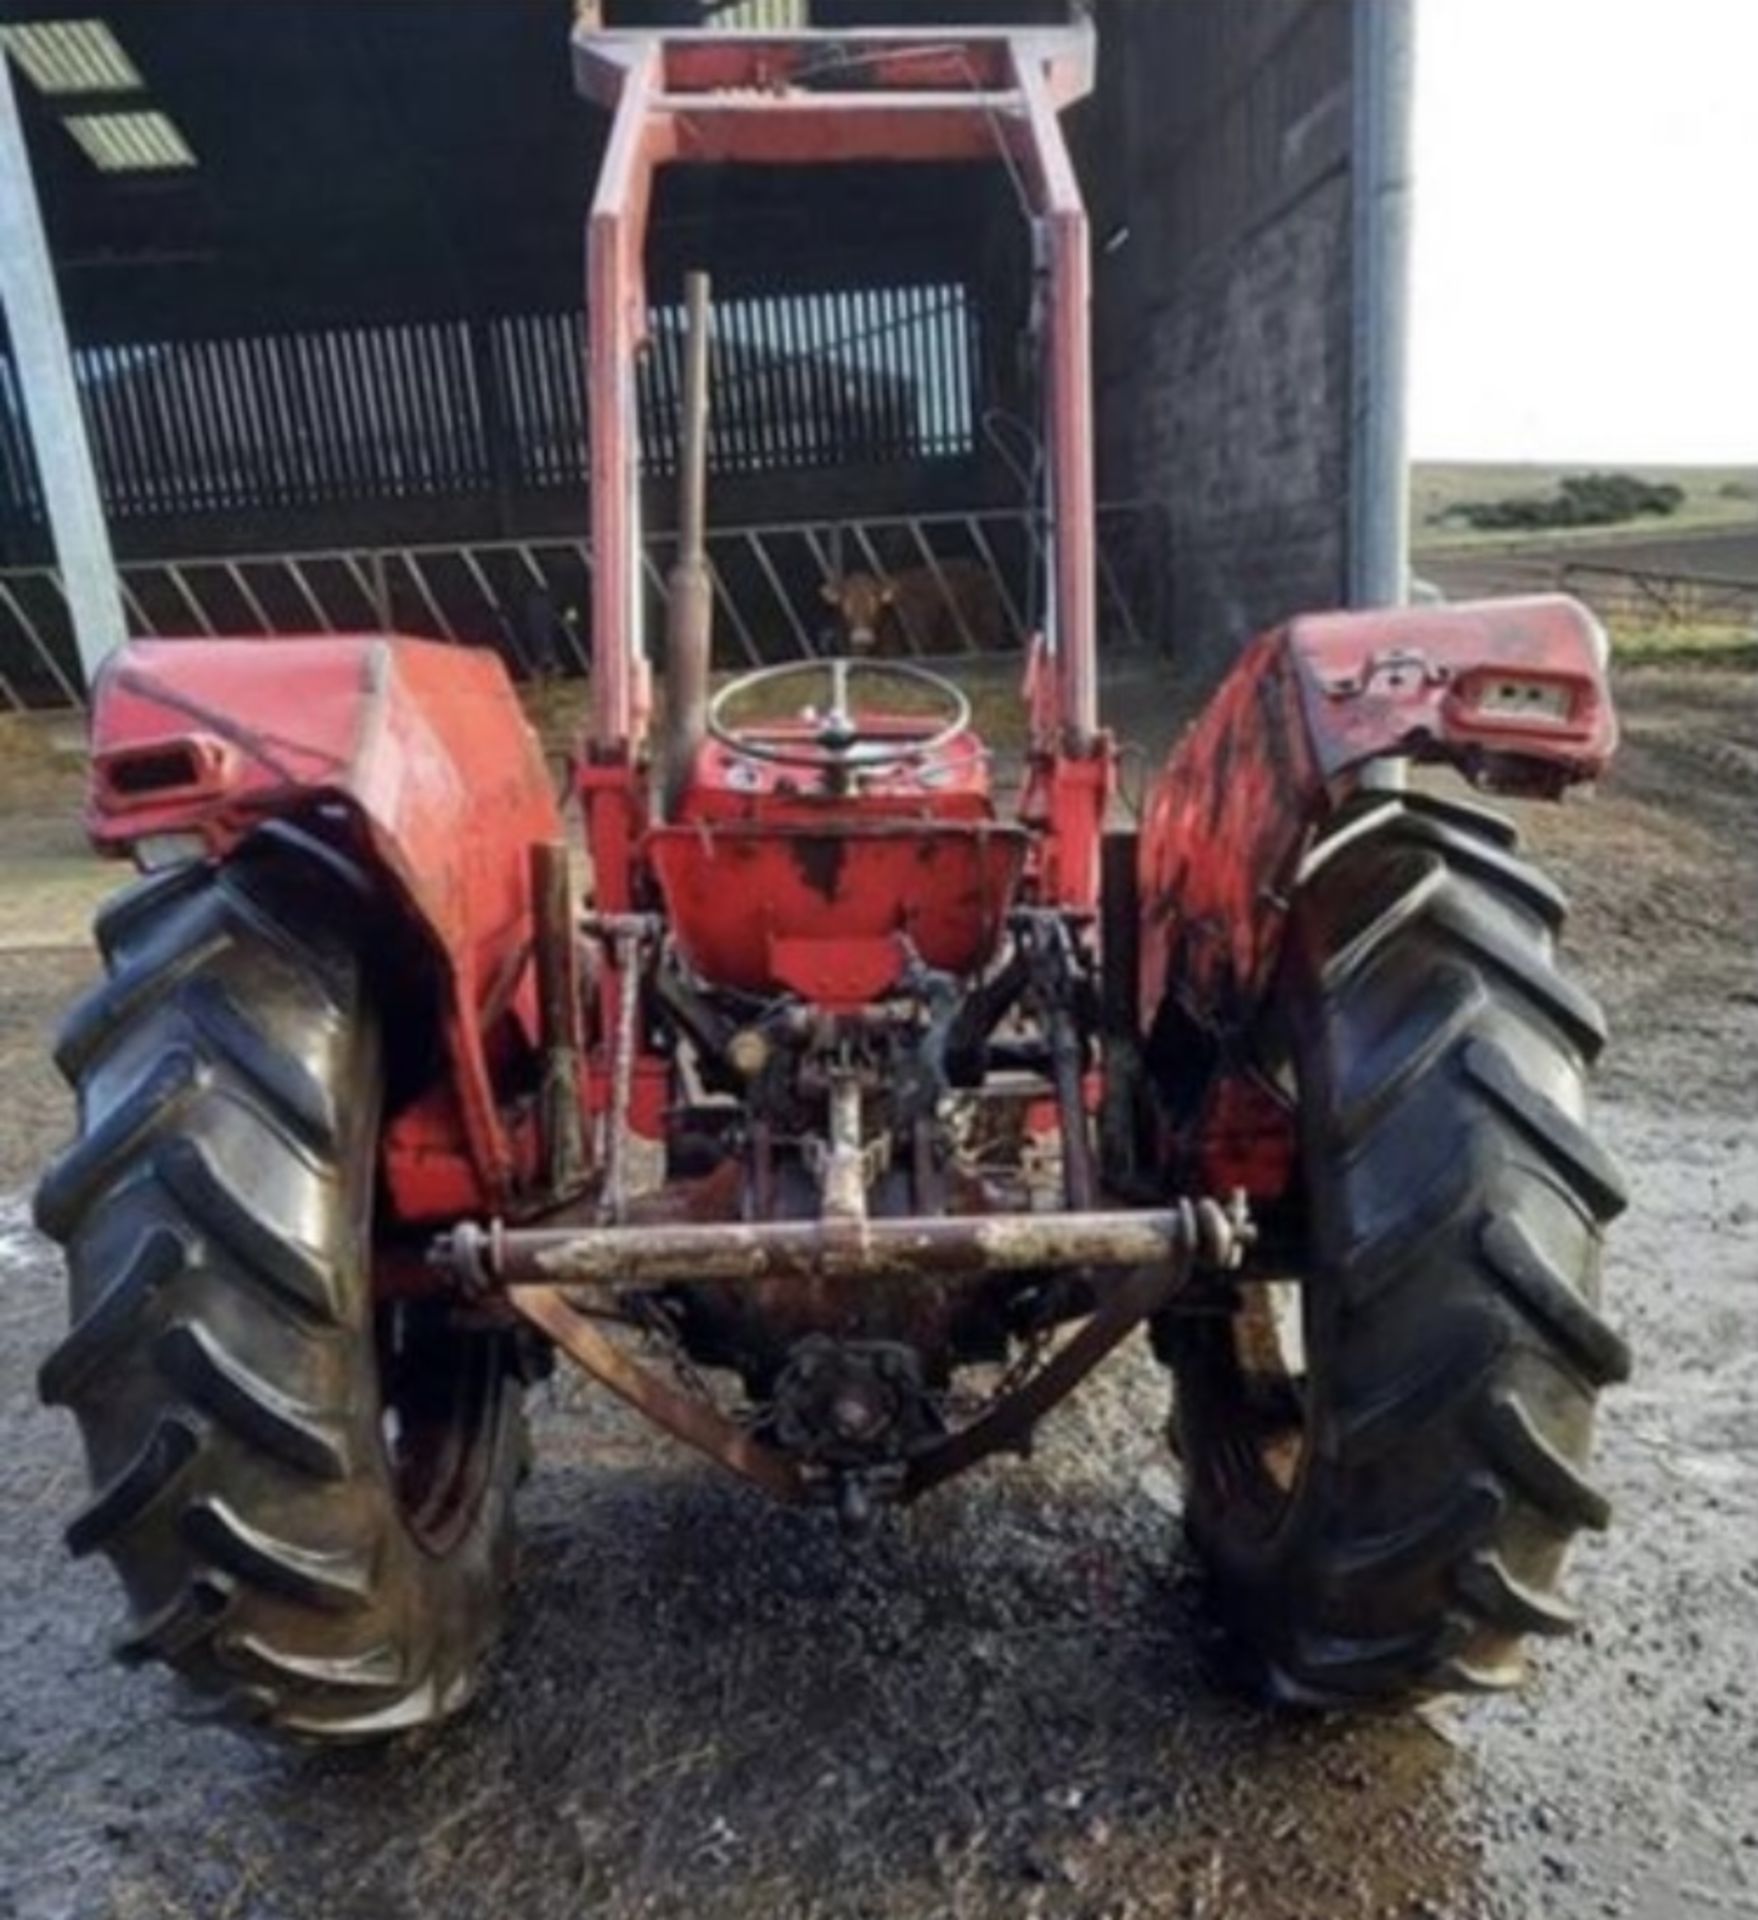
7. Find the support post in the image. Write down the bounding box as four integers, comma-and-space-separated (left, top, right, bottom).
0, 50, 125, 688
1348, 0, 1416, 610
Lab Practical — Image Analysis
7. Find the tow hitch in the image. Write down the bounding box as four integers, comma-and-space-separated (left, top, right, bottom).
430, 1196, 1252, 1526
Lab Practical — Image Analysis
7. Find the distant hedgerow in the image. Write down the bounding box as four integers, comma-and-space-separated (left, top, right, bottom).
1441, 471, 1686, 532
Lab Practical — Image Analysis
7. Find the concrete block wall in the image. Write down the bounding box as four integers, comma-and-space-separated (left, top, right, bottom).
1080, 0, 1356, 685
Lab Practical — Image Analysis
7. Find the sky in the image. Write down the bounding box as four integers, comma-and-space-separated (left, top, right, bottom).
1411, 0, 1758, 465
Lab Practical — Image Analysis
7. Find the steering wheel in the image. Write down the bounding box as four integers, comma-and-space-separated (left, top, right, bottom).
706, 657, 972, 772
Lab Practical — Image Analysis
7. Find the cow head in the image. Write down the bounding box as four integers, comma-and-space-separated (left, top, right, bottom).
820, 572, 895, 653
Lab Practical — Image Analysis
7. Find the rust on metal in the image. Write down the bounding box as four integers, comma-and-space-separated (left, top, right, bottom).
584, 912, 654, 1224
531, 840, 588, 1195
509, 1284, 807, 1503
482, 1195, 1250, 1509
443, 1203, 1228, 1295
904, 1263, 1169, 1498
662, 270, 713, 816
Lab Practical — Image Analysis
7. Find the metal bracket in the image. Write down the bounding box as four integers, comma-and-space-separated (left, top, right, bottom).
477, 1192, 1252, 1509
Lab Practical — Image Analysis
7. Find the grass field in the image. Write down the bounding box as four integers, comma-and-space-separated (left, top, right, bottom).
1412, 462, 1758, 670
1411, 460, 1758, 553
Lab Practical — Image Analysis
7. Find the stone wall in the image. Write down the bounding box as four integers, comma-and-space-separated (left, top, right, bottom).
1080, 0, 1356, 684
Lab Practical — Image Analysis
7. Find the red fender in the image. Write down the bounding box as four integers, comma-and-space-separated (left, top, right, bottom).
1136, 594, 1616, 1193
84, 635, 564, 1216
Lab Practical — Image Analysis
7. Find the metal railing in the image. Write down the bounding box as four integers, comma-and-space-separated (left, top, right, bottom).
0, 501, 1170, 711
1558, 560, 1758, 634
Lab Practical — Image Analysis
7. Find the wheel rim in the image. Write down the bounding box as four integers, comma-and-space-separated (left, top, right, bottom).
376, 1304, 504, 1556
1183, 1279, 1312, 1541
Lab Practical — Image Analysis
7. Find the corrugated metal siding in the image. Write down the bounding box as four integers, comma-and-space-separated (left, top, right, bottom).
710, 0, 808, 26
0, 282, 981, 534
0, 354, 42, 523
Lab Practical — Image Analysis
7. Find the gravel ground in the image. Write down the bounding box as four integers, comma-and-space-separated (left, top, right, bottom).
0, 666, 1753, 1920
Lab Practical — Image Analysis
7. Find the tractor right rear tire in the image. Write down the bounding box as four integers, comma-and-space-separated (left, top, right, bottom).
1161, 790, 1631, 1707
35, 844, 523, 1740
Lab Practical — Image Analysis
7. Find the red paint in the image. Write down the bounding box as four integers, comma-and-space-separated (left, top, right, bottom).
1288, 595, 1616, 782
770, 935, 915, 1010
1138, 592, 1617, 1055
677, 723, 995, 825
68, 23, 1624, 1340
1192, 1075, 1297, 1203
85, 635, 562, 1214
1019, 744, 1112, 915
647, 824, 1027, 998
574, 32, 1091, 115
577, 23, 1103, 916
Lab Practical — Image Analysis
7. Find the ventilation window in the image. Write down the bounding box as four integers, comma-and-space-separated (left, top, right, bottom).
0, 19, 141, 95
707, 0, 809, 29
65, 110, 196, 173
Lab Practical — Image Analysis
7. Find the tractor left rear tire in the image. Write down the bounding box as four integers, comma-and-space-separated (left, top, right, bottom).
34, 844, 523, 1740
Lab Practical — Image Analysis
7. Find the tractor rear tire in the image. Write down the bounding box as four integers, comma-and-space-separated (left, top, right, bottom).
1162, 790, 1631, 1706
34, 845, 523, 1739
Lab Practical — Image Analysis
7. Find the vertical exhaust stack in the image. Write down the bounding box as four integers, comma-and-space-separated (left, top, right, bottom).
663, 271, 714, 816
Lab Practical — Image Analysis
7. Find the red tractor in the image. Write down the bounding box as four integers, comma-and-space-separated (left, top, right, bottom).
36, 22, 1628, 1739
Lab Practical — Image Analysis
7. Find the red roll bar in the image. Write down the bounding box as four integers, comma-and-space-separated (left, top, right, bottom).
571, 20, 1100, 753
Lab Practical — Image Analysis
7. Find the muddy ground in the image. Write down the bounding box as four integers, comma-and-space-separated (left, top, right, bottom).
0, 666, 1753, 1920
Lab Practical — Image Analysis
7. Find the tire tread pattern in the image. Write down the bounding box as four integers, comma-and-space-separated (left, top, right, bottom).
37, 855, 517, 1739
1169, 795, 1627, 1706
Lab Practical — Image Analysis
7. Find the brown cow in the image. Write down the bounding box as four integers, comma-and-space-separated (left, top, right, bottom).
819, 560, 1009, 657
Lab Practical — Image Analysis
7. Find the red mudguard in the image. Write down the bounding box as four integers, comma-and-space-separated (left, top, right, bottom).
84, 635, 564, 1215
1137, 595, 1616, 1190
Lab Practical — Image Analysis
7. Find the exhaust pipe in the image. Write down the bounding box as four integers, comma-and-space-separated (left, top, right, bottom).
663, 270, 713, 816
